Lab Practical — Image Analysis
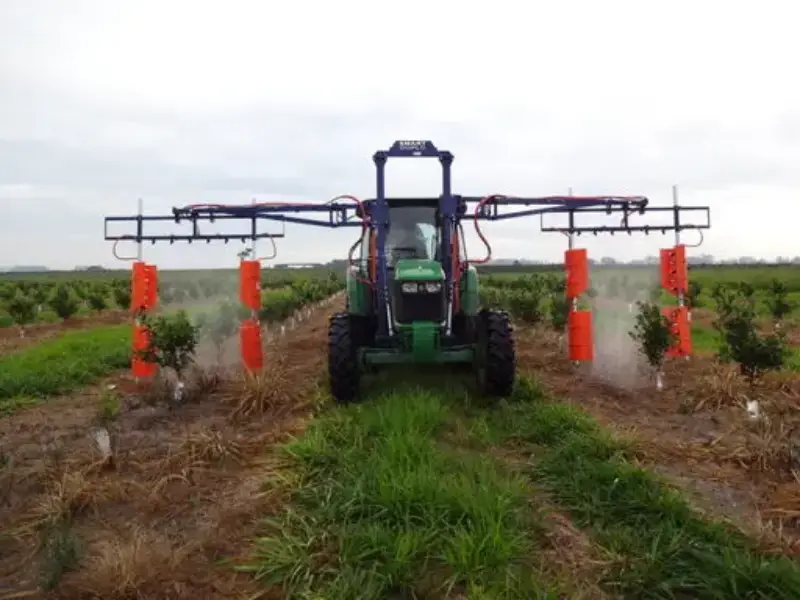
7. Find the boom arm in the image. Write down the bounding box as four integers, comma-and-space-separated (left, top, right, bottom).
466, 195, 710, 235
104, 200, 364, 245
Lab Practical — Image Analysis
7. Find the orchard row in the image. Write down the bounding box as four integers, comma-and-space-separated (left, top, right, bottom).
482, 272, 797, 387
0, 271, 344, 328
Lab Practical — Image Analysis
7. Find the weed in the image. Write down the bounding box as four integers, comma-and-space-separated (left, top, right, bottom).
230, 351, 295, 419
39, 519, 83, 590
97, 387, 121, 425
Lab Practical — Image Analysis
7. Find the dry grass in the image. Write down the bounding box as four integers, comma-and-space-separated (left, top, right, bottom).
173, 428, 246, 465
0, 299, 342, 598
226, 343, 300, 420
691, 362, 746, 411
131, 366, 224, 409
53, 529, 197, 600
537, 503, 614, 599
690, 361, 800, 413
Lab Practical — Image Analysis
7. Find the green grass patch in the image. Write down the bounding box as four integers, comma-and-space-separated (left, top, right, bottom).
690, 322, 718, 353
240, 386, 559, 599
0, 325, 131, 401
476, 377, 800, 599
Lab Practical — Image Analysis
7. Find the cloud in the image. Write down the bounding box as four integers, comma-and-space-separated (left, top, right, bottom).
0, 0, 799, 270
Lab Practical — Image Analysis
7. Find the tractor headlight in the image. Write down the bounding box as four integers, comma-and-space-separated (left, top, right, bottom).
402, 282, 420, 293
424, 282, 442, 293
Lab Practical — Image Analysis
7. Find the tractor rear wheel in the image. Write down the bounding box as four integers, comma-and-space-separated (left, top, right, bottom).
328, 312, 360, 404
476, 309, 516, 397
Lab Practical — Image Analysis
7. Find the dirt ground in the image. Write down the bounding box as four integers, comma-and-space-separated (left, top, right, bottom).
0, 300, 340, 599
0, 311, 131, 356
515, 322, 800, 555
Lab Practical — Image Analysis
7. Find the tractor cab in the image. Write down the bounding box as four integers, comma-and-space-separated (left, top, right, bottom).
355, 198, 448, 326
385, 203, 437, 264
355, 198, 441, 262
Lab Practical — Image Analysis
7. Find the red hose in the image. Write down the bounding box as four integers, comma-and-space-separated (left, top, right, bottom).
450, 228, 461, 313
466, 194, 506, 266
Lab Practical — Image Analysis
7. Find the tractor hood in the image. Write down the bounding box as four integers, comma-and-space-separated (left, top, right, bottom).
393, 258, 444, 282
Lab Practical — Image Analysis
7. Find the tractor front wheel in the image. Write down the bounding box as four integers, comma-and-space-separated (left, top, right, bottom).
328, 312, 360, 404
476, 309, 516, 397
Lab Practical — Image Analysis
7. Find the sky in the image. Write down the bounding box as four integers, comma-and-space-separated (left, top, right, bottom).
0, 0, 798, 270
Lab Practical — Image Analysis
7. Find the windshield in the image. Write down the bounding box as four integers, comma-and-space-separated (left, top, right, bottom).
386, 205, 438, 263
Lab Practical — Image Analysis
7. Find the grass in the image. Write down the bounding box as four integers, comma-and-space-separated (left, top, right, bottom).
0, 325, 131, 401
243, 375, 800, 599
240, 384, 559, 599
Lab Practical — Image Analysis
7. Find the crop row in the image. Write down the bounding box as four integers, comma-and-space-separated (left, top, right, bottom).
483, 264, 800, 293
0, 278, 345, 407
482, 272, 800, 381
482, 272, 800, 319
0, 271, 344, 328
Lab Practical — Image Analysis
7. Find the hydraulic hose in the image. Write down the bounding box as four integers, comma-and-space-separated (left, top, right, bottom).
467, 194, 507, 266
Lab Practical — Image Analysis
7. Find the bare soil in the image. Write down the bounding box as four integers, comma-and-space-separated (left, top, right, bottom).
0, 301, 340, 599
515, 323, 800, 555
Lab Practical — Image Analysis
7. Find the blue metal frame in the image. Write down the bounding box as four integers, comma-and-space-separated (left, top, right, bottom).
371, 141, 455, 337
103, 139, 712, 340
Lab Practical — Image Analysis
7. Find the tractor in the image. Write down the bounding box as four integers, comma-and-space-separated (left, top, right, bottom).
103, 140, 711, 404
331, 193, 515, 404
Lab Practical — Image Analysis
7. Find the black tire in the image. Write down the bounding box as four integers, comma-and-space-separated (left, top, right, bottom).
328, 312, 360, 404
475, 309, 516, 397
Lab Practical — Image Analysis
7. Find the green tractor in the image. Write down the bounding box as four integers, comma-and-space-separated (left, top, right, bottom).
328, 194, 516, 404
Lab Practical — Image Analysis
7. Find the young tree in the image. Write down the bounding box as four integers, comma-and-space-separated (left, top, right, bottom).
685, 280, 704, 310
112, 285, 131, 311
30, 284, 48, 308
6, 290, 37, 337
510, 277, 547, 324
716, 287, 789, 385
87, 291, 108, 312
548, 280, 571, 348
49, 284, 80, 321
629, 300, 675, 390
138, 311, 200, 405
764, 278, 793, 329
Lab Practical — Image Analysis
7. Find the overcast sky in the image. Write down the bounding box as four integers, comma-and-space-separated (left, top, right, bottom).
0, 0, 797, 270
